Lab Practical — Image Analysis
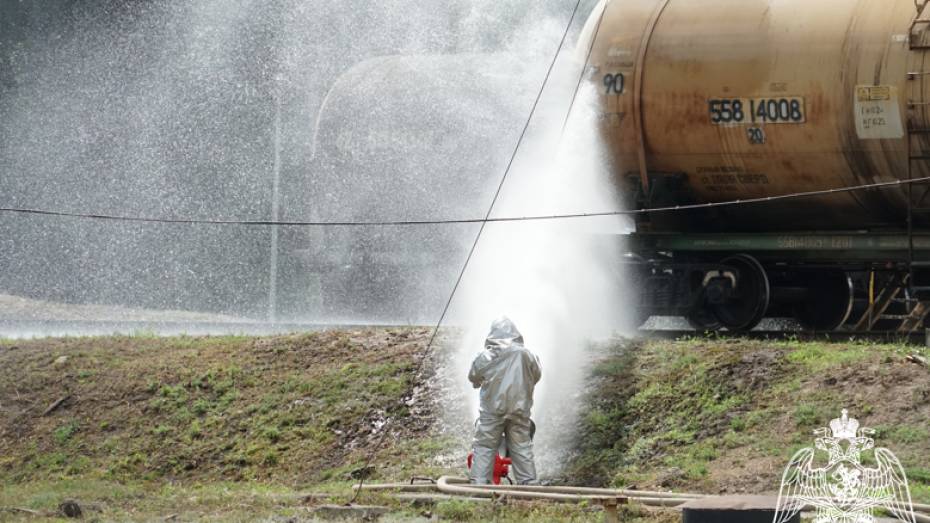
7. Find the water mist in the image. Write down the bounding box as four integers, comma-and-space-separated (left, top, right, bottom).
446, 84, 632, 477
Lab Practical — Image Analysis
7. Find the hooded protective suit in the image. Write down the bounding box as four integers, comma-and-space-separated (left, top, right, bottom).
468, 317, 542, 484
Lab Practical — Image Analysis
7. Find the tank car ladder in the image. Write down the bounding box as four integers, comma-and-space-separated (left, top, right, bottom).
918, 1, 930, 17
902, 8, 930, 332
853, 273, 920, 332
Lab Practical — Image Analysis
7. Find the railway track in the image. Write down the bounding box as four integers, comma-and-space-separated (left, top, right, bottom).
638, 329, 928, 345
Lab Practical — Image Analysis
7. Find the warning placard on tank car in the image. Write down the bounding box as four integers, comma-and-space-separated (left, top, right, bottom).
708, 97, 806, 126
855, 85, 904, 140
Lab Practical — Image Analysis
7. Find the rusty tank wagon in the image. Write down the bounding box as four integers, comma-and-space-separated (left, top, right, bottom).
583, 0, 930, 332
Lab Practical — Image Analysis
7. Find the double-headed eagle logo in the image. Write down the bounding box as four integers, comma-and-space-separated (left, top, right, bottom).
773, 409, 915, 523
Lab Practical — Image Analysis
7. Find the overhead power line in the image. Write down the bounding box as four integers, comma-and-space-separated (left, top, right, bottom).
2, 175, 930, 227
346, 0, 586, 505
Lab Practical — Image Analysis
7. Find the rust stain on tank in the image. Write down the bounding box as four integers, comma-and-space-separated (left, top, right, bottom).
582, 0, 926, 231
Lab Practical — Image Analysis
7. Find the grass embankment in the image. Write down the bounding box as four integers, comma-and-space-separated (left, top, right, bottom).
571, 337, 930, 503
0, 329, 453, 521
1, 332, 929, 521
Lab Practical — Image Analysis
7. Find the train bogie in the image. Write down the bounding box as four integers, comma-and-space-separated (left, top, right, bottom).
583, 0, 930, 332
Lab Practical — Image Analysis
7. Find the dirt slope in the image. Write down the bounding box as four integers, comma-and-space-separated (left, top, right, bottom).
0, 329, 438, 485
2, 333, 930, 521
570, 338, 930, 503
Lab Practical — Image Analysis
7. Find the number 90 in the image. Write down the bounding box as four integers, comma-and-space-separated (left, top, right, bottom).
603, 73, 625, 95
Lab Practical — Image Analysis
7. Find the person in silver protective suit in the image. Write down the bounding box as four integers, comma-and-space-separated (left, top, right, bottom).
468, 317, 542, 485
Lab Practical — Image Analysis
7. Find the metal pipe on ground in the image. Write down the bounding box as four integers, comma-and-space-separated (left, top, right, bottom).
392, 493, 491, 504
436, 476, 636, 523
436, 476, 694, 507
356, 480, 703, 500
354, 483, 438, 493
463, 483, 704, 499
436, 476, 627, 503
356, 478, 930, 522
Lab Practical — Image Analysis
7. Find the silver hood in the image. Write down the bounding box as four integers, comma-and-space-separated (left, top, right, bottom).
468, 317, 541, 417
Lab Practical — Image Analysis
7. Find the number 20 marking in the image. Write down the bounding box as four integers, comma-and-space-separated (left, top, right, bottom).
747, 127, 766, 145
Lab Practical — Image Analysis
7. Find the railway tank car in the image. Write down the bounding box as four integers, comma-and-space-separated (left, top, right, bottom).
295, 54, 546, 322
582, 0, 930, 332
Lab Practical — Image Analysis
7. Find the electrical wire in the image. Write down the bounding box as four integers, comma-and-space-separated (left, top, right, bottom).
346, 0, 585, 504
3, 175, 930, 227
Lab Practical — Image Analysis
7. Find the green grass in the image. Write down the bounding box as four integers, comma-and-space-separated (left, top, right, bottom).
569, 338, 930, 501
52, 423, 78, 445
890, 424, 930, 444
429, 499, 674, 523
0, 330, 436, 487
3, 333, 929, 521
785, 342, 872, 371
0, 478, 679, 522
0, 479, 313, 522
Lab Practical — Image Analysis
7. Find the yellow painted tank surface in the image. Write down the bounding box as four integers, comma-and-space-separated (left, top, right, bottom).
582, 0, 930, 231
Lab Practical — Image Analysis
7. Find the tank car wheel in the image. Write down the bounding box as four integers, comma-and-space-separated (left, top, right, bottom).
792, 270, 854, 331
686, 307, 722, 332
711, 254, 770, 332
